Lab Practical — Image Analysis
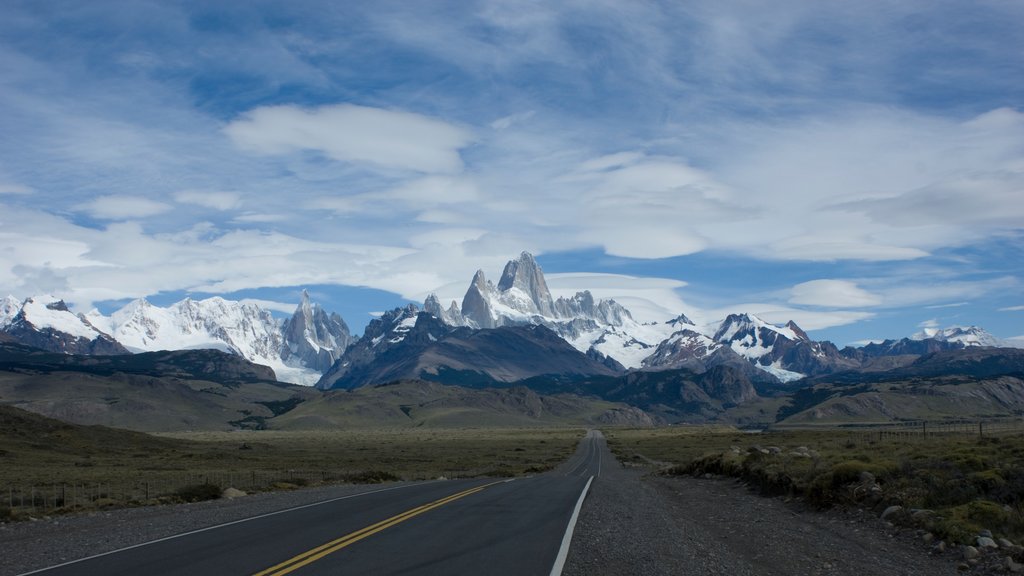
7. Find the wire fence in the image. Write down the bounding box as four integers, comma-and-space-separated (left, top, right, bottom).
773, 417, 1024, 440
1, 468, 378, 517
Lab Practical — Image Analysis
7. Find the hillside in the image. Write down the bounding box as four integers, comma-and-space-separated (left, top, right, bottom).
269, 380, 656, 429
0, 343, 314, 432
774, 348, 1024, 424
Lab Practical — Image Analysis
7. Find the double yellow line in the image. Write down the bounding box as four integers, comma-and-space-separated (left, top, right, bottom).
254, 480, 506, 576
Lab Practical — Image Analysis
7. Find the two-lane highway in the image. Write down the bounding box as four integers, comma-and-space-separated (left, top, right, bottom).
22, 430, 608, 576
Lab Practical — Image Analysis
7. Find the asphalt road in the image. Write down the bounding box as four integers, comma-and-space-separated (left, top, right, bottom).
22, 431, 604, 576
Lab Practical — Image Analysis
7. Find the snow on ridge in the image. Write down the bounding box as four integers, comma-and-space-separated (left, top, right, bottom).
911, 325, 1003, 347
20, 295, 103, 340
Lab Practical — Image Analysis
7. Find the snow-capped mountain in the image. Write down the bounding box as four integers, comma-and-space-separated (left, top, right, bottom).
2, 295, 128, 355
912, 326, 1004, 347
425, 252, 675, 369
88, 296, 286, 369
3, 293, 352, 386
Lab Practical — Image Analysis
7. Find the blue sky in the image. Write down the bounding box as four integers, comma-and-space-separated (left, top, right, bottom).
1, 1, 1022, 345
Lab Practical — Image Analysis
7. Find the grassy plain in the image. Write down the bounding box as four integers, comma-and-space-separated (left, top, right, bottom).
0, 405, 584, 518
607, 426, 1024, 544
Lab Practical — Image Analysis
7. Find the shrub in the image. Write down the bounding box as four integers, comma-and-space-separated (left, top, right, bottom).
174, 483, 221, 502
341, 470, 400, 484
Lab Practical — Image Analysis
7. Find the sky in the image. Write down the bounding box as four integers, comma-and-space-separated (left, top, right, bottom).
1, 0, 1022, 346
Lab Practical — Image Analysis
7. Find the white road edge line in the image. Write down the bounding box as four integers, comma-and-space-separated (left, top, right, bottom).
549, 475, 594, 576
16, 480, 448, 576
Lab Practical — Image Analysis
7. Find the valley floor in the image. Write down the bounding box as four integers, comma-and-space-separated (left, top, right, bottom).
0, 431, 976, 576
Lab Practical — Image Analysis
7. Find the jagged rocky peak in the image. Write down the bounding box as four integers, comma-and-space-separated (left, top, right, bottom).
713, 312, 794, 343
667, 313, 696, 327
424, 294, 464, 326
461, 269, 497, 329
281, 290, 353, 373
785, 320, 810, 342
497, 251, 555, 317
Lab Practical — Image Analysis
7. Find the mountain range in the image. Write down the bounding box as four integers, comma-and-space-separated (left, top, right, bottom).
1, 252, 1017, 393
1, 291, 349, 385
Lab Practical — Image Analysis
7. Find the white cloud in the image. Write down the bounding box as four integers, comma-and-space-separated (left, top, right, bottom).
224, 103, 474, 174
789, 279, 882, 308
877, 277, 1018, 308
174, 190, 242, 211
0, 183, 32, 195
918, 318, 940, 329
239, 298, 297, 315
232, 213, 288, 223
1000, 305, 1024, 312
76, 195, 172, 220
490, 111, 535, 130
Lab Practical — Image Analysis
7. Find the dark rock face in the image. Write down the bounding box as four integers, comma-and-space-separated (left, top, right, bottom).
461, 270, 497, 329
840, 338, 966, 362
0, 343, 277, 384
319, 313, 620, 390
316, 304, 425, 390
3, 324, 129, 355
281, 290, 352, 372
642, 328, 716, 372
553, 364, 761, 423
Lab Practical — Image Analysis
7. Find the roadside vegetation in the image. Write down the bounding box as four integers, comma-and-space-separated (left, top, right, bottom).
607, 426, 1024, 545
0, 405, 583, 520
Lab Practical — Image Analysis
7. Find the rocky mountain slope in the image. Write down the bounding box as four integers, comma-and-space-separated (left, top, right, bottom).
0, 342, 313, 432
317, 310, 620, 390
0, 342, 652, 432
775, 347, 1024, 424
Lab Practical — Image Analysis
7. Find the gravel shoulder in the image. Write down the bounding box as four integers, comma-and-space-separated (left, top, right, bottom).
564, 445, 960, 576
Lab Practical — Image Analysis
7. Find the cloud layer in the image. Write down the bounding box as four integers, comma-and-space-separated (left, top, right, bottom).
0, 1, 1021, 341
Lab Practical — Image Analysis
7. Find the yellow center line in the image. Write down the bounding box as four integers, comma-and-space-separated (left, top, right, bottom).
253, 480, 507, 576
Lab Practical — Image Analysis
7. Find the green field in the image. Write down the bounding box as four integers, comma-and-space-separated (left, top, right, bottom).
607, 426, 1024, 544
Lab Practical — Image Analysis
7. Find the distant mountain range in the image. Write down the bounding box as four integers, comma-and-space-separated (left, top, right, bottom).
1, 252, 1018, 392
1, 291, 350, 385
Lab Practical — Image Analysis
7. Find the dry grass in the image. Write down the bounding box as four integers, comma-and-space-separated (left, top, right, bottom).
0, 419, 584, 519
607, 426, 1024, 545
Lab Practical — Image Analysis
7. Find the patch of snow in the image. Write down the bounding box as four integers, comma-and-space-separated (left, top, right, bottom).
759, 363, 805, 383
